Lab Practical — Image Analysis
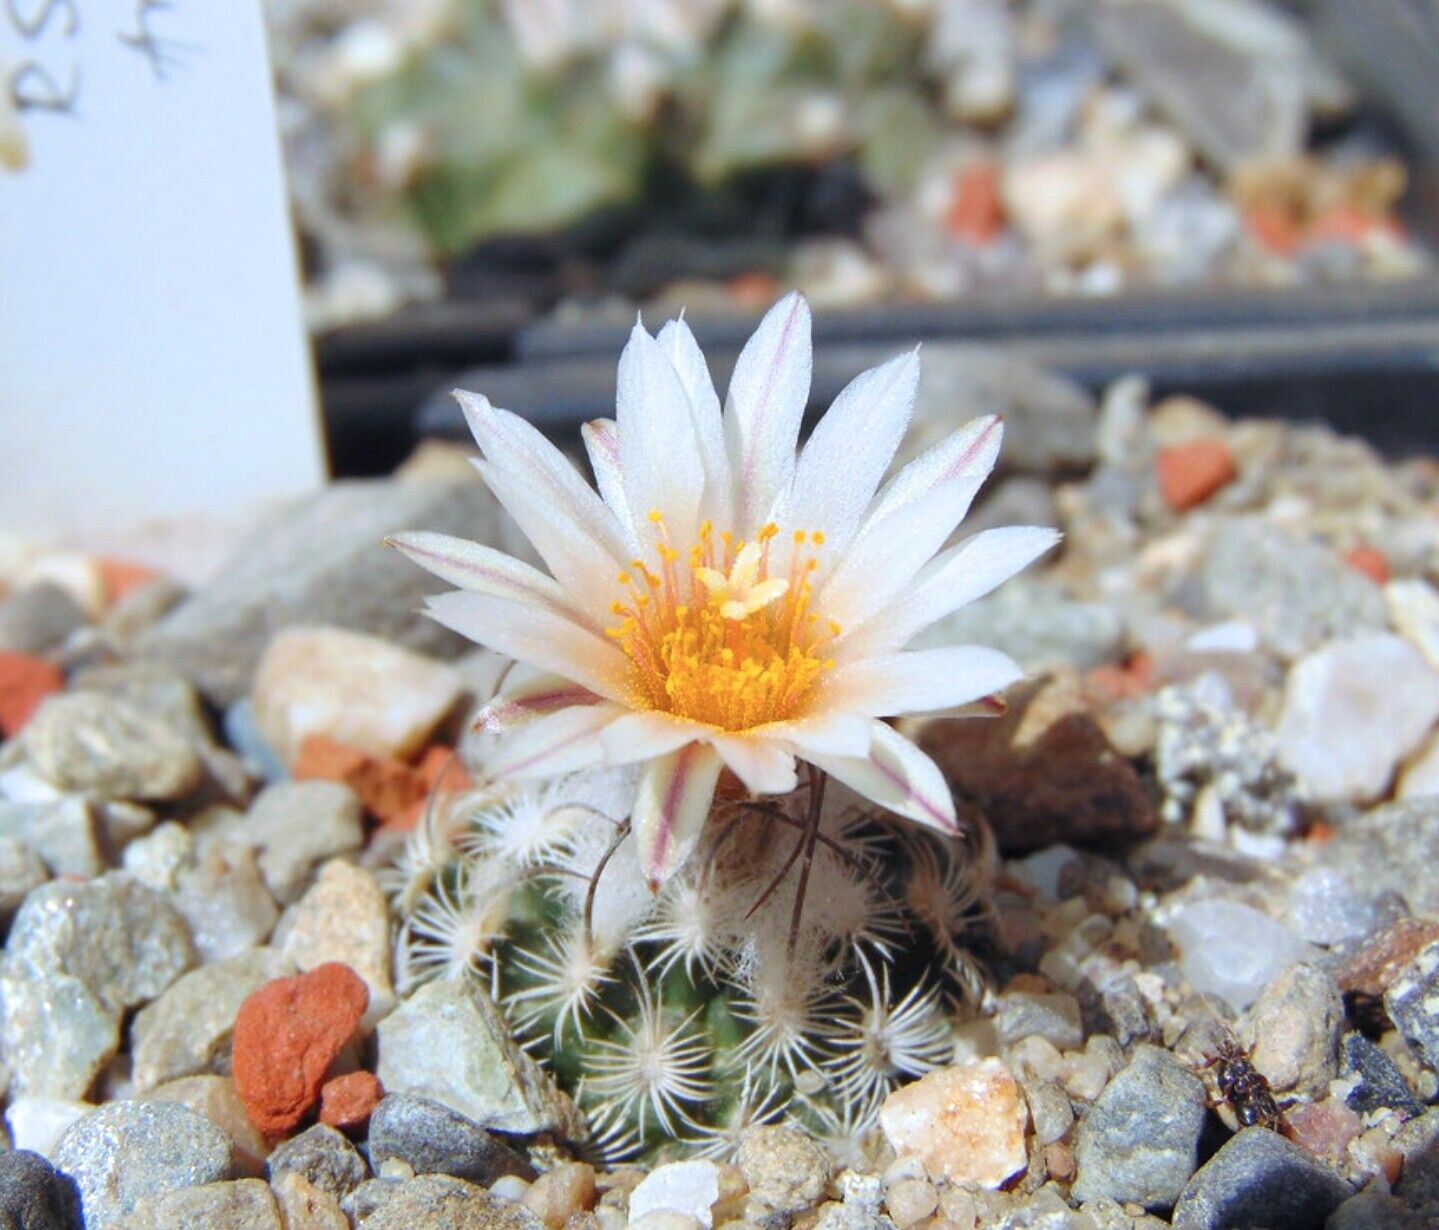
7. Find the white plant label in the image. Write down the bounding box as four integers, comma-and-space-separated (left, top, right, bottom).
0, 1, 324, 537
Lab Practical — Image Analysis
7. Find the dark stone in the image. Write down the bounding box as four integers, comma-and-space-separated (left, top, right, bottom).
1393, 1109, 1439, 1224
1071, 1044, 1208, 1210
367, 1094, 534, 1185
1325, 1190, 1427, 1230
1340, 1033, 1424, 1120
1171, 1128, 1351, 1230
1385, 940, 1439, 1073
0, 1152, 82, 1230
921, 680, 1157, 856
266, 1124, 368, 1201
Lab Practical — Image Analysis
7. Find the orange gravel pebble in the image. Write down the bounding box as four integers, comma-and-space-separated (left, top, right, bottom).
233, 962, 368, 1136
319, 1071, 383, 1130
1156, 438, 1237, 510
946, 163, 1005, 244
294, 733, 429, 828
1343, 545, 1390, 585
0, 651, 64, 737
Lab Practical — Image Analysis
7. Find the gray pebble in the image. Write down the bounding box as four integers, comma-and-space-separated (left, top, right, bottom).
1393, 1108, 1439, 1225
0, 838, 47, 917
68, 664, 211, 746
920, 579, 1123, 671
1313, 799, 1439, 917
375, 978, 582, 1138
0, 875, 194, 1099
234, 783, 363, 904
1385, 940, 1439, 1073
362, 1174, 543, 1230
52, 1100, 233, 1229
1072, 1044, 1208, 1210
0, 584, 86, 655
0, 801, 102, 880
129, 949, 292, 1092
367, 1094, 533, 1186
117, 1179, 281, 1230
1198, 519, 1387, 660
266, 1125, 368, 1201
170, 845, 279, 963
994, 991, 1084, 1051
5, 874, 194, 1015
1171, 1128, 1351, 1230
0, 1149, 83, 1230
21, 695, 200, 802
1325, 1190, 1427, 1230
133, 478, 512, 706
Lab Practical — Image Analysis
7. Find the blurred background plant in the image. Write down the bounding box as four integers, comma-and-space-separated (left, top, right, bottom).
267, 0, 1428, 330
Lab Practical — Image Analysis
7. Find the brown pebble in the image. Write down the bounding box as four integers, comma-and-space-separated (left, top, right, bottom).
1338, 918, 1439, 1000
524, 1163, 597, 1230
1042, 1143, 1076, 1183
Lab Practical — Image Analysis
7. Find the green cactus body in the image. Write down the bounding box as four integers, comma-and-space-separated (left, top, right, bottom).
390, 766, 995, 1161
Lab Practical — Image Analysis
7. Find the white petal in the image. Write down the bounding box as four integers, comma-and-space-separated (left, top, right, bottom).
425, 590, 632, 704
388, 531, 602, 635
764, 710, 873, 759
823, 645, 1023, 716
803, 721, 957, 835
723, 292, 812, 537
657, 316, 733, 529
458, 390, 628, 604
867, 414, 1002, 526
839, 525, 1061, 659
786, 350, 919, 554
617, 320, 705, 546
710, 734, 798, 795
598, 710, 711, 767
581, 419, 639, 550
475, 672, 606, 732
819, 470, 990, 636
634, 743, 723, 891
473, 458, 626, 626
482, 703, 624, 780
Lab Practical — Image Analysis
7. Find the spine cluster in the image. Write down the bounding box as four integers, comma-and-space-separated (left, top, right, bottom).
387, 766, 996, 1162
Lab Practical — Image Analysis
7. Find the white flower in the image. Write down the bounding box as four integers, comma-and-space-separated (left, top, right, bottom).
392, 292, 1058, 889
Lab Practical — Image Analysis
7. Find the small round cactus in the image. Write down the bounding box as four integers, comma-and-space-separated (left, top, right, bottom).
389, 765, 997, 1161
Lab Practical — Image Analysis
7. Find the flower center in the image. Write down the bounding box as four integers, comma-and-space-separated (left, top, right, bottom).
606, 514, 840, 731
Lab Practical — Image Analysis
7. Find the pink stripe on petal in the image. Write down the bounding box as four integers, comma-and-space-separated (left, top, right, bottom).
476, 681, 604, 731
634, 743, 722, 892
483, 704, 621, 781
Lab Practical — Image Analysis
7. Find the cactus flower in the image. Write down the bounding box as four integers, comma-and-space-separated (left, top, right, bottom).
393, 293, 1057, 888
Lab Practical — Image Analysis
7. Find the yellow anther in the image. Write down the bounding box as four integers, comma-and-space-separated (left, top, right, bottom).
648, 509, 665, 523
811, 531, 826, 545
616, 571, 631, 586
605, 520, 839, 731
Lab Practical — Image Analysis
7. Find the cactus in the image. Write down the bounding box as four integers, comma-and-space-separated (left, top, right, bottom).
343, 0, 946, 256
388, 764, 996, 1161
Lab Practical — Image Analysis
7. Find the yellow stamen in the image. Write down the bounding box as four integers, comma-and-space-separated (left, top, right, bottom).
606, 522, 838, 731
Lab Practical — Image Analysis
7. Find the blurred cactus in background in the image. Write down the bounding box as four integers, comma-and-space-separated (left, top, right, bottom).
336, 0, 962, 258
386, 765, 997, 1161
